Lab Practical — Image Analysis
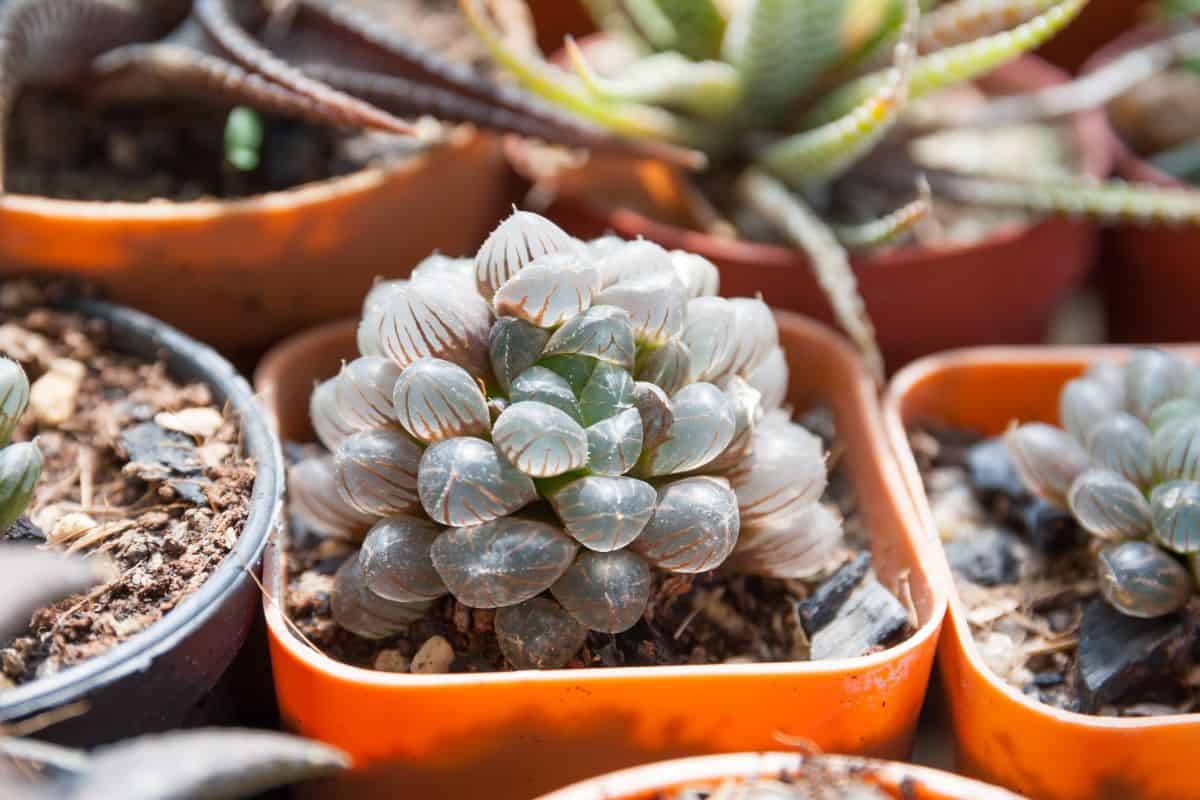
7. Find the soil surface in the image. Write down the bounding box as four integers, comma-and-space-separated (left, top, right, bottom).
910, 424, 1200, 716
283, 413, 916, 674
0, 285, 255, 687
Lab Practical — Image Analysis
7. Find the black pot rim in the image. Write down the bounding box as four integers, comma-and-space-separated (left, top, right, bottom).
0, 297, 283, 722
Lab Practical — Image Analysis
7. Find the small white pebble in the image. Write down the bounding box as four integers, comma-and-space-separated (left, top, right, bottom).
410, 635, 454, 674
373, 649, 411, 673
47, 512, 98, 547
156, 407, 224, 440
29, 358, 85, 426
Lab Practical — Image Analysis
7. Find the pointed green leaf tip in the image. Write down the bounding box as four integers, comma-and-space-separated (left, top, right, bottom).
0, 441, 41, 531
225, 106, 264, 171
0, 357, 29, 446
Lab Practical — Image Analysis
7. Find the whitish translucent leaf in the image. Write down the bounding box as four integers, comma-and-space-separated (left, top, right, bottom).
705, 376, 762, 473
0, 358, 29, 447
1005, 422, 1089, 507
1059, 376, 1121, 444
334, 430, 423, 517
310, 377, 355, 452
587, 234, 626, 262
334, 357, 402, 431
332, 557, 429, 639
1125, 348, 1193, 421
1098, 540, 1193, 618
670, 250, 720, 298
744, 345, 789, 412
728, 502, 844, 579
392, 357, 489, 444
494, 252, 601, 327
632, 381, 674, 450
594, 239, 675, 288
542, 305, 637, 369
1067, 469, 1152, 541
357, 280, 492, 377
1, 546, 103, 641
495, 597, 587, 670
638, 382, 736, 476
1149, 398, 1200, 432
728, 297, 779, 378
510, 365, 581, 422
492, 401, 589, 478
430, 518, 578, 607
550, 475, 657, 552
475, 210, 579, 300
634, 338, 691, 395
1086, 361, 1126, 405
418, 437, 537, 525
551, 549, 652, 633
586, 407, 643, 475
410, 253, 476, 288
288, 457, 376, 540
633, 476, 739, 573
1153, 417, 1200, 483
1150, 480, 1200, 554
682, 296, 737, 383
0, 442, 41, 531
490, 316, 551, 394
359, 516, 446, 602
362, 278, 405, 318
1087, 413, 1153, 488
727, 412, 826, 525
594, 270, 687, 345
578, 361, 635, 425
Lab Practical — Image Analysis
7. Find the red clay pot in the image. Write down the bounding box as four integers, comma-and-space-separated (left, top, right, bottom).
883, 345, 1200, 800
508, 56, 1112, 373
525, 0, 594, 55
253, 312, 946, 800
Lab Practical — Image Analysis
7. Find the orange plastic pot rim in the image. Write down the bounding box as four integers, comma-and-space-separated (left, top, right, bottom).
884, 343, 1200, 732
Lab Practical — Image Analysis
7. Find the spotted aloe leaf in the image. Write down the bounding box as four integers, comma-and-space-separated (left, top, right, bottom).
632, 475, 740, 573
551, 549, 652, 633
418, 437, 538, 525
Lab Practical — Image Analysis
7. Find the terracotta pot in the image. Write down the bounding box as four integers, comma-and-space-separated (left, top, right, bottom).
0, 130, 513, 358
253, 312, 946, 800
882, 345, 1200, 800
1037, 0, 1148, 73
533, 751, 1024, 800
1083, 21, 1200, 344
507, 56, 1112, 373
0, 297, 284, 746
525, 0, 594, 55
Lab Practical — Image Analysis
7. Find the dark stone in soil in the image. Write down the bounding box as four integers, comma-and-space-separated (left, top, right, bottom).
809, 576, 910, 661
1020, 499, 1086, 554
966, 437, 1029, 505
1031, 670, 1065, 687
945, 527, 1022, 586
797, 552, 871, 635
118, 422, 202, 476
1075, 599, 1197, 712
2, 514, 45, 542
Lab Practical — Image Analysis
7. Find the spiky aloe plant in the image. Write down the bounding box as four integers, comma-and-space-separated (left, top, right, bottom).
1007, 349, 1200, 619
290, 209, 843, 670
0, 359, 40, 533
455, 0, 1200, 375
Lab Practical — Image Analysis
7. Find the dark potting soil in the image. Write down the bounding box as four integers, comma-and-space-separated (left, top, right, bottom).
0, 286, 255, 687
650, 765, 890, 800
282, 414, 917, 674
909, 424, 1200, 716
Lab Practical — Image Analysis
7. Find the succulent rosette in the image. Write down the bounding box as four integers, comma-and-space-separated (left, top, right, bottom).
0, 357, 41, 531
291, 210, 840, 669
1007, 348, 1200, 619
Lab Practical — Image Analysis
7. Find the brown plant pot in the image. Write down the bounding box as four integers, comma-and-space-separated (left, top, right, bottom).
525, 0, 594, 55
1037, 0, 1148, 73
882, 345, 1200, 800
1084, 20, 1200, 344
533, 752, 1024, 800
0, 130, 513, 358
508, 56, 1112, 373
253, 312, 947, 800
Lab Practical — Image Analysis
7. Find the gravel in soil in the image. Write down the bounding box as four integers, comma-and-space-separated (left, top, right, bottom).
0, 285, 255, 688
910, 424, 1200, 716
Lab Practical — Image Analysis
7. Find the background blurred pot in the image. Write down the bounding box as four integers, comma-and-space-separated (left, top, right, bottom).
1037, 0, 1148, 72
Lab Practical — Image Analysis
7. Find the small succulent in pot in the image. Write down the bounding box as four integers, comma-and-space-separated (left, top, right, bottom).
1007, 348, 1200, 619
291, 209, 840, 670
0, 358, 41, 533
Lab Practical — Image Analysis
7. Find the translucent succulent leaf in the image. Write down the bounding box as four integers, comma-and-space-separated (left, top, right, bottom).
493, 252, 601, 328
492, 401, 589, 478
541, 305, 637, 370
1086, 413, 1154, 489
634, 338, 691, 396
727, 297, 780, 378
728, 502, 844, 579
410, 253, 476, 288
1066, 469, 1152, 541
670, 250, 719, 298
1098, 540, 1193, 619
288, 457, 376, 540
392, 357, 490, 444
495, 597, 588, 670
1150, 480, 1200, 554
334, 430, 422, 517
551, 549, 652, 633
1086, 361, 1127, 406
550, 475, 657, 551
706, 377, 762, 473
638, 382, 736, 476
632, 381, 674, 450
632, 476, 740, 573
0, 442, 41, 531
1125, 348, 1193, 422
332, 557, 429, 639
586, 407, 643, 476
0, 358, 29, 447
359, 516, 447, 602
357, 280, 492, 378
310, 377, 355, 452
681, 296, 737, 383
1149, 398, 1200, 433
1005, 422, 1089, 507
727, 413, 826, 525
474, 210, 579, 300
510, 365, 582, 422
334, 357, 402, 431
1152, 417, 1200, 483
539, 354, 598, 395
744, 345, 789, 412
490, 316, 551, 395
1058, 376, 1122, 445
362, 278, 405, 318
578, 361, 636, 426
430, 517, 578, 607
594, 239, 676, 289
594, 271, 687, 346
417, 436, 537, 526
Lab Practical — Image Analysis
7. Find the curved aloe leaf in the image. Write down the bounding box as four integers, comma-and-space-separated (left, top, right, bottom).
918, 0, 1061, 53
835, 176, 932, 249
